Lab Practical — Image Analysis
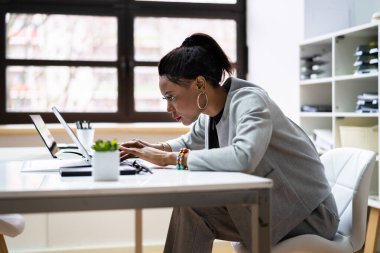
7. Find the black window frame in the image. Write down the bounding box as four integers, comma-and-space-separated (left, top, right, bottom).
0, 0, 247, 124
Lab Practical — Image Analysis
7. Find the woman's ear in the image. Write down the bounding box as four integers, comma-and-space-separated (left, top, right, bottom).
195, 76, 206, 90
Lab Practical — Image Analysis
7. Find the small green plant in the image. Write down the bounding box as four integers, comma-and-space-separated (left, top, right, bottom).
91, 139, 120, 152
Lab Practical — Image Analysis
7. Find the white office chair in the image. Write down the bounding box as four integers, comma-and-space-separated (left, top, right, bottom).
232, 147, 376, 253
0, 214, 25, 253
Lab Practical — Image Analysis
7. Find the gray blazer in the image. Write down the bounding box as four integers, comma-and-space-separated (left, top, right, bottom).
167, 77, 334, 244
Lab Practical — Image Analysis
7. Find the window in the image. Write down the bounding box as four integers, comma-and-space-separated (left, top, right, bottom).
0, 0, 247, 124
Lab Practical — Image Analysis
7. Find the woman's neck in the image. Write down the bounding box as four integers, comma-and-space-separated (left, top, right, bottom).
203, 86, 228, 117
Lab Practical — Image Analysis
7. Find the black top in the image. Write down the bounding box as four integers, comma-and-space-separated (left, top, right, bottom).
208, 107, 224, 149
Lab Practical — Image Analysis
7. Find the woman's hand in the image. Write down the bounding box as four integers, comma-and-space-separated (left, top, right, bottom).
119, 139, 152, 160
120, 139, 176, 166
120, 145, 175, 166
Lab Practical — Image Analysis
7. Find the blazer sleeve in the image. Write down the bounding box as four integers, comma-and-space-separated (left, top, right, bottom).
187, 88, 273, 172
166, 114, 207, 151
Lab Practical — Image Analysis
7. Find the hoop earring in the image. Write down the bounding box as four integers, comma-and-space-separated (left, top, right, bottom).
197, 91, 208, 110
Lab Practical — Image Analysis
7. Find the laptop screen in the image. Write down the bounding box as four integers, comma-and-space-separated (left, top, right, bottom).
51, 106, 92, 163
29, 114, 59, 158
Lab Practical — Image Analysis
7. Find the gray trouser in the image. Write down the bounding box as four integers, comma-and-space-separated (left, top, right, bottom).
163, 194, 339, 253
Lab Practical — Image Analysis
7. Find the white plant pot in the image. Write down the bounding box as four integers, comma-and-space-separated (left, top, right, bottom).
92, 151, 119, 181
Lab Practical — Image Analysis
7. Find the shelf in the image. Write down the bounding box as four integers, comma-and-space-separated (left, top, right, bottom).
300, 22, 380, 197
334, 73, 378, 81
300, 112, 379, 117
335, 113, 379, 118
300, 23, 378, 46
301, 35, 332, 46
300, 77, 333, 85
335, 22, 378, 38
300, 112, 332, 117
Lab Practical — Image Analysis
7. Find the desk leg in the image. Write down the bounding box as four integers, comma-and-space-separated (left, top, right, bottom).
364, 207, 380, 253
250, 190, 270, 253
0, 234, 9, 253
250, 202, 259, 253
135, 209, 143, 253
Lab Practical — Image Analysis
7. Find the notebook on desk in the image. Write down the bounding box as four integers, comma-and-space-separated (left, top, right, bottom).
22, 159, 139, 173
59, 166, 137, 176
21, 158, 90, 172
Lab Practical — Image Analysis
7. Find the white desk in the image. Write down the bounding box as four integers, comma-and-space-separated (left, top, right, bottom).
0, 147, 272, 253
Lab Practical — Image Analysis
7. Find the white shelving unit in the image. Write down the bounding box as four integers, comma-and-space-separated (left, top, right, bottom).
299, 22, 380, 195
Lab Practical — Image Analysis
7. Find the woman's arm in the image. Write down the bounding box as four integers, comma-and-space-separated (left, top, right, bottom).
187, 89, 273, 172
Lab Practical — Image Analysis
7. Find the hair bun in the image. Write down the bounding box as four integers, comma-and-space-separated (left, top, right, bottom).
181, 33, 215, 50
159, 33, 232, 85
181, 36, 195, 47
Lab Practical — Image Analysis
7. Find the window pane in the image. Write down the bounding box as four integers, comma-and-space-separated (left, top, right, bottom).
6, 13, 117, 61
134, 17, 236, 62
134, 67, 166, 112
6, 66, 117, 112
136, 0, 236, 3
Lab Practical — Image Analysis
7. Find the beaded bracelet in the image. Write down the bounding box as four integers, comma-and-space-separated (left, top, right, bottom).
176, 148, 190, 170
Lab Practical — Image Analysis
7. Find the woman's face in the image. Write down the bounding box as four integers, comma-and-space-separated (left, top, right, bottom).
159, 76, 202, 126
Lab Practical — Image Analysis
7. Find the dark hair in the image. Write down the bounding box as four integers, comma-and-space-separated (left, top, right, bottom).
158, 33, 232, 86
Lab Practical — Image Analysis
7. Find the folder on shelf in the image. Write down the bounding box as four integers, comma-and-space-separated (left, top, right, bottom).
356, 93, 378, 113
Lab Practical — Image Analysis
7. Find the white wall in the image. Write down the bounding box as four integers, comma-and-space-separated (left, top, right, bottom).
304, 0, 351, 38
247, 0, 304, 122
304, 0, 380, 39
352, 0, 380, 26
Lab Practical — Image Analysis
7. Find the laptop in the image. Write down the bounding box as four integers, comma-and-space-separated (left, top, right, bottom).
29, 114, 79, 159
51, 106, 150, 172
51, 106, 93, 167
22, 107, 148, 173
22, 109, 92, 172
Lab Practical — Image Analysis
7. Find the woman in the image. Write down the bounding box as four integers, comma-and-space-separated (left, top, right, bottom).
120, 33, 339, 253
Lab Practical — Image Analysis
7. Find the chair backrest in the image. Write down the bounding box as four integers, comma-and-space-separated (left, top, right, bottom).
0, 214, 25, 238
321, 147, 376, 252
